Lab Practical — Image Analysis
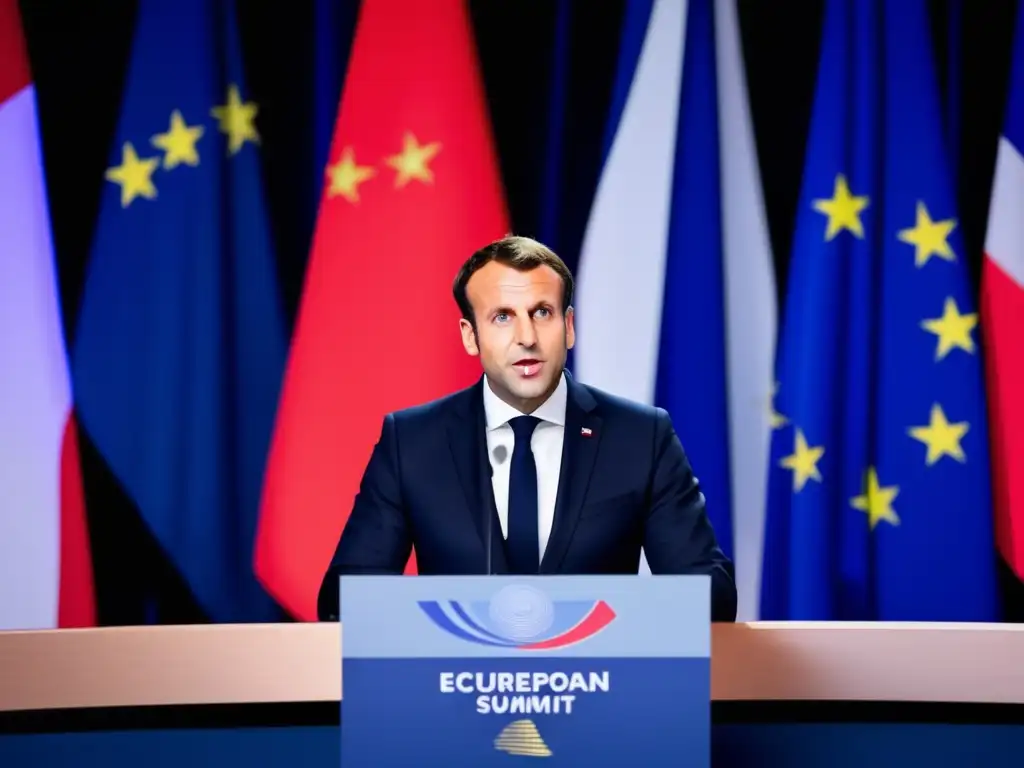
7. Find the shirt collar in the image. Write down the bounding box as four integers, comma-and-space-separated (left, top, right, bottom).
483, 370, 567, 430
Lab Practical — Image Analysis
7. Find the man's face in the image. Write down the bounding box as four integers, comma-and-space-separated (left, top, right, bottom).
459, 261, 575, 412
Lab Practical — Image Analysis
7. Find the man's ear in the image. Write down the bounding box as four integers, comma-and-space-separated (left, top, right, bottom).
564, 306, 575, 350
460, 318, 479, 356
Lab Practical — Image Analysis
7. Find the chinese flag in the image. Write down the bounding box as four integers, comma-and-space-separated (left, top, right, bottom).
255, 0, 510, 621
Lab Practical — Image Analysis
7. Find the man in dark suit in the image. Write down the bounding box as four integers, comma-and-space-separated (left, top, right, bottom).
318, 236, 737, 622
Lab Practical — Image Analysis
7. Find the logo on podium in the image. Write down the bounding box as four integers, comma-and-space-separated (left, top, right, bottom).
494, 718, 552, 758
417, 583, 617, 649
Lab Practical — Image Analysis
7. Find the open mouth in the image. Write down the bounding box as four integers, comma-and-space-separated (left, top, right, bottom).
513, 359, 543, 378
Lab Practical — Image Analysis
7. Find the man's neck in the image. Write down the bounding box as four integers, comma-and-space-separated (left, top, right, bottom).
487, 378, 553, 415
483, 371, 568, 428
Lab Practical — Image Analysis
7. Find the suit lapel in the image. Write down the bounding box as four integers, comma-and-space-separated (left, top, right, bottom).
541, 373, 602, 573
446, 378, 509, 574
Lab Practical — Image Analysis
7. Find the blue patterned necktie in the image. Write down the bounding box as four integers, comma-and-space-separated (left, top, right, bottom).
506, 415, 541, 574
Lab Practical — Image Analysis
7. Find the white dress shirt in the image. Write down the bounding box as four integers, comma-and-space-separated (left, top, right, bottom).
482, 372, 567, 563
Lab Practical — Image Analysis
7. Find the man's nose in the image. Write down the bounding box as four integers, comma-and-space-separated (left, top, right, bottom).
514, 316, 537, 347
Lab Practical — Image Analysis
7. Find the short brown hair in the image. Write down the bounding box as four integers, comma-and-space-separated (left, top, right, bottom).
452, 235, 575, 326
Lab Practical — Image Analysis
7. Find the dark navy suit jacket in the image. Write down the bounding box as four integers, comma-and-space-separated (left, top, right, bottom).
317, 371, 737, 622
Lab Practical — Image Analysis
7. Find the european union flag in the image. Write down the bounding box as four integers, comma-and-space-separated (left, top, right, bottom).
759, 0, 999, 621
71, 0, 286, 622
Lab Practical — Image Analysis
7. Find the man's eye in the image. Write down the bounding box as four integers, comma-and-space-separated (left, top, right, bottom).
494, 313, 509, 323
535, 308, 550, 318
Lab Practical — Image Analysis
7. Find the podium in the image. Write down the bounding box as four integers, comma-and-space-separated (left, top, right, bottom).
339, 574, 710, 766
4, 621, 1024, 765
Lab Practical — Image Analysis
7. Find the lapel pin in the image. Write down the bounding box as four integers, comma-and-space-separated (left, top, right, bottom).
581, 427, 593, 437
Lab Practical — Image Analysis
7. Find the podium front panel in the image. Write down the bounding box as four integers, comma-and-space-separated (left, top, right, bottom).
339, 574, 710, 766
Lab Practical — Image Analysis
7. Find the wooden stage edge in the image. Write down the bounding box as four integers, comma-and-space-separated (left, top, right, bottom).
0, 621, 1021, 712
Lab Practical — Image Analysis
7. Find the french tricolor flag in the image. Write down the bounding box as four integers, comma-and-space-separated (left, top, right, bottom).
0, 0, 95, 629
982, 6, 1024, 592
572, 0, 776, 620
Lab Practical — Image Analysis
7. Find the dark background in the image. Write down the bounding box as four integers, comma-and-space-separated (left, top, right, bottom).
16, 0, 1023, 623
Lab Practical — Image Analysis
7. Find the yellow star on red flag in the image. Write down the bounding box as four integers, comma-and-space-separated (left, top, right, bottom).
385, 132, 441, 187
326, 148, 376, 203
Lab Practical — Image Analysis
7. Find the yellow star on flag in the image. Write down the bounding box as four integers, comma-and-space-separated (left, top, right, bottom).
325, 147, 376, 203
211, 84, 259, 155
908, 403, 969, 466
151, 110, 204, 169
768, 382, 788, 430
850, 467, 900, 530
897, 201, 957, 267
385, 132, 441, 187
812, 174, 870, 240
920, 296, 977, 360
780, 428, 825, 492
105, 141, 159, 208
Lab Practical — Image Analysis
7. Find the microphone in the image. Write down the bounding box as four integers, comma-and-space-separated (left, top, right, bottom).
486, 459, 493, 576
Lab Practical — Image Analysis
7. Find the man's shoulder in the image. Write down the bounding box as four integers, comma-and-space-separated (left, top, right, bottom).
386, 379, 478, 427
574, 378, 668, 424
379, 373, 671, 429
572, 378, 678, 460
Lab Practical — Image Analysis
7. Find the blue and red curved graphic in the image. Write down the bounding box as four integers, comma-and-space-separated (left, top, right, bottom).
417, 584, 616, 650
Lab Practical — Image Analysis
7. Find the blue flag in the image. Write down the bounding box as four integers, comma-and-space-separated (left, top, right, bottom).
759, 0, 999, 621
656, 0, 732, 559
71, 0, 286, 622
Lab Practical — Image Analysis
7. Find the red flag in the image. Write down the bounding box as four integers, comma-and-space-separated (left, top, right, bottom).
0, 0, 95, 629
254, 0, 509, 620
981, 17, 1024, 585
